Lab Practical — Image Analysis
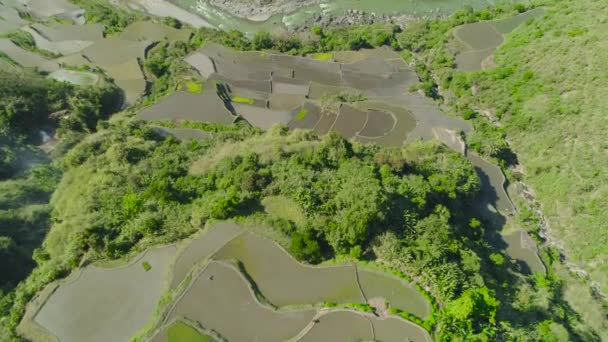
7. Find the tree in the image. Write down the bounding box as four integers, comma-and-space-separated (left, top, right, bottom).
290, 231, 321, 263
446, 286, 500, 326
252, 31, 273, 50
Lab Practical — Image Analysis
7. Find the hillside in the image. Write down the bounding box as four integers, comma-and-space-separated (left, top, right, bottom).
441, 0, 608, 293
0, 0, 606, 341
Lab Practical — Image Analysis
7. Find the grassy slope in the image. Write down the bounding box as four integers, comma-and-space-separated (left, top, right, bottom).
471, 0, 608, 290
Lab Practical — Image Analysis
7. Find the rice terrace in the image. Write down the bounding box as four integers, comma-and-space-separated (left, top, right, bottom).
2, 0, 607, 341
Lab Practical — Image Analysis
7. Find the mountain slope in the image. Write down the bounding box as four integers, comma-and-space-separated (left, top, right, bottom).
458, 0, 608, 292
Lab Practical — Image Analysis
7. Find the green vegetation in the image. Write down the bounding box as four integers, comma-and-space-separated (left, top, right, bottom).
0, 118, 488, 339
320, 91, 367, 113
0, 71, 120, 139
166, 321, 212, 342
310, 52, 333, 61
231, 96, 255, 105
393, 0, 607, 340
443, 0, 608, 295
0, 1, 605, 341
72, 0, 139, 34
197, 24, 399, 56
144, 39, 203, 104
162, 17, 183, 30
0, 31, 60, 59
0, 67, 122, 339
184, 80, 204, 94
296, 108, 308, 120
142, 261, 151, 272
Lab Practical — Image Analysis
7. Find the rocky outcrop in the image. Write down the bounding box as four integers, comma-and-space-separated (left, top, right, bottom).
290, 10, 415, 33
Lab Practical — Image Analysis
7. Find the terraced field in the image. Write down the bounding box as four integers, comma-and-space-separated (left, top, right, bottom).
22, 245, 177, 342
452, 8, 545, 71
23, 221, 433, 341
157, 222, 432, 341
0, 0, 195, 106
142, 43, 468, 150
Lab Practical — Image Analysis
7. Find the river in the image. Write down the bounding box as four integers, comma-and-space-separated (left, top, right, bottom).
169, 0, 519, 34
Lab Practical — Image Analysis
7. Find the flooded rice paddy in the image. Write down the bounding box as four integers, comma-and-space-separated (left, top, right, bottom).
0, 0, 195, 106
299, 310, 432, 342
298, 310, 373, 341
213, 232, 365, 306
167, 261, 317, 342
504, 229, 546, 275
453, 8, 545, 70
358, 269, 430, 319
467, 152, 515, 215
32, 245, 177, 342
170, 222, 243, 288
26, 219, 435, 341
145, 43, 426, 146
0, 39, 59, 72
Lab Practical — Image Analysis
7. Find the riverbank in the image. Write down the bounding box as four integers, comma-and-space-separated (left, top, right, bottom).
205, 0, 319, 22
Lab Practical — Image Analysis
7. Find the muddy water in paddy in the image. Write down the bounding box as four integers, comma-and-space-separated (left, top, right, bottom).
34, 245, 176, 342
167, 261, 316, 342
504, 229, 546, 275
212, 232, 365, 306
170, 222, 243, 288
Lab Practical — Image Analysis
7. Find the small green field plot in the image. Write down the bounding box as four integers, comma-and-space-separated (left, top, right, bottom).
166, 321, 214, 342
358, 269, 431, 319
310, 52, 334, 61
296, 108, 308, 120
231, 95, 255, 104
142, 261, 152, 271
213, 232, 365, 306
185, 80, 204, 93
